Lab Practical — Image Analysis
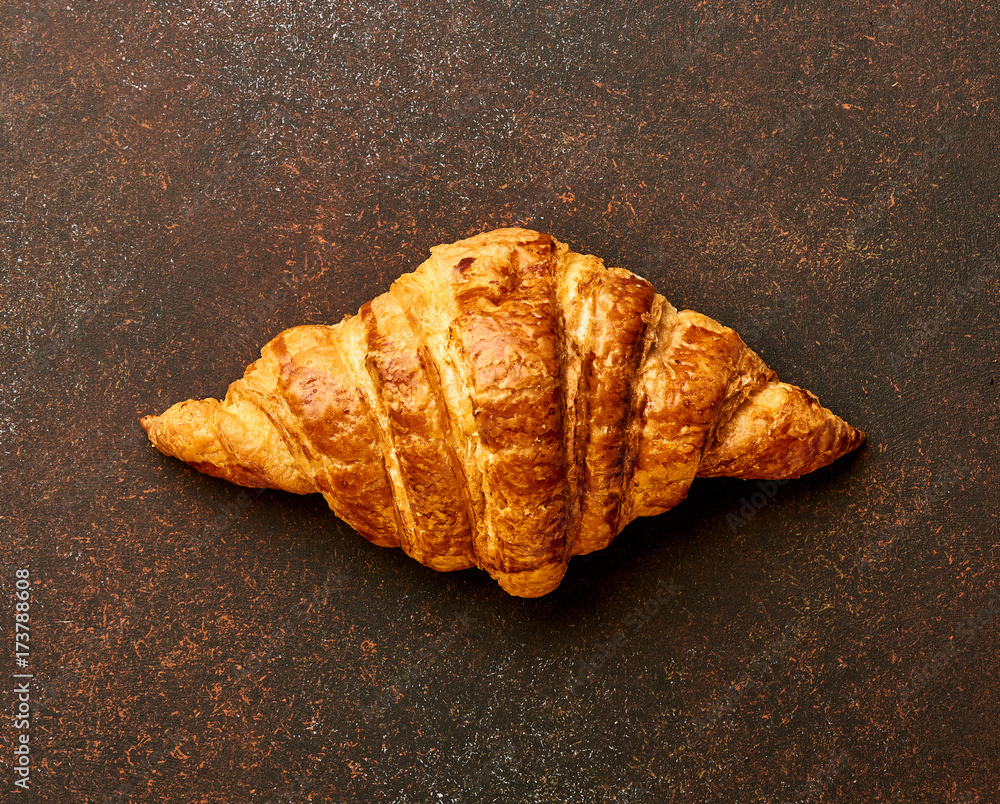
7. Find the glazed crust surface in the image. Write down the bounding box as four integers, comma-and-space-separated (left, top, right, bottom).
142, 228, 864, 597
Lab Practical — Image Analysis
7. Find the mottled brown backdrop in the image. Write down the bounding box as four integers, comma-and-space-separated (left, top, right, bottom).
2, 1, 998, 802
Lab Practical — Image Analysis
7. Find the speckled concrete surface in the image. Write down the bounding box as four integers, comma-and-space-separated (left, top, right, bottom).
2, 1, 998, 801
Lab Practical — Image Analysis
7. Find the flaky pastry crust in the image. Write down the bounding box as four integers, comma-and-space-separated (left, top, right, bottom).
142, 228, 864, 597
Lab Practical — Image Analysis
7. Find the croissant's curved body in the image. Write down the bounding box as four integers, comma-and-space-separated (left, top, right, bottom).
142, 228, 864, 597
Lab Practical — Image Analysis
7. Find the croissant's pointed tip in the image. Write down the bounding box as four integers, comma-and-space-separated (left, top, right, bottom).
697, 382, 868, 481
838, 416, 867, 453
816, 422, 866, 476
139, 415, 157, 435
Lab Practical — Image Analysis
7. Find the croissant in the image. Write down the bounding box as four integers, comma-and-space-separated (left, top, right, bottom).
141, 227, 864, 597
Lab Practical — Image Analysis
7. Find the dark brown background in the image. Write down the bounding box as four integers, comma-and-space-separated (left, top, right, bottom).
2, 1, 998, 802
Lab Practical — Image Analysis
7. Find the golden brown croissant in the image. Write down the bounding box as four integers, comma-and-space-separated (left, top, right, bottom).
141, 228, 864, 597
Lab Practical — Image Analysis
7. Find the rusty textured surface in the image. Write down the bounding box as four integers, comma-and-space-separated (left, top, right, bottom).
2, 1, 998, 801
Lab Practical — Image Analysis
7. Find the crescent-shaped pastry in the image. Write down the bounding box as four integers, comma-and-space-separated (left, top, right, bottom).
142, 228, 864, 596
